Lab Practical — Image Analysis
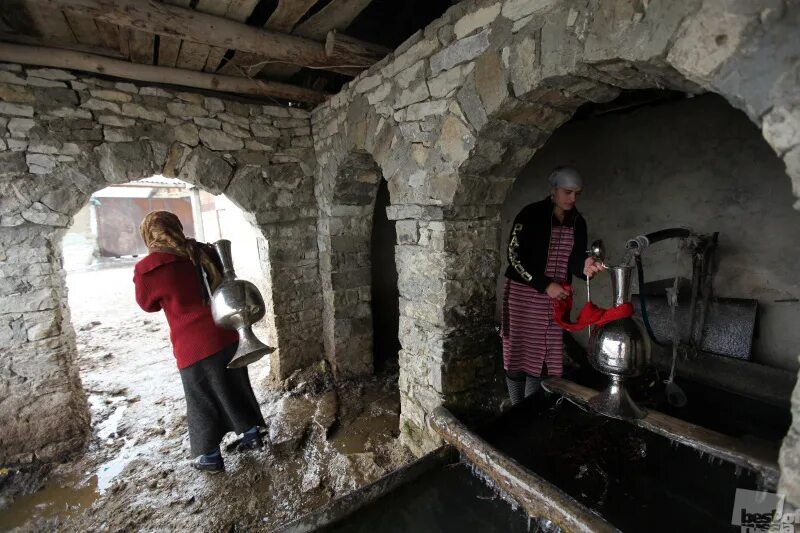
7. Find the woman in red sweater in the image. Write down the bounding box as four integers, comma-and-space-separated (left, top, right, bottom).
134, 211, 265, 473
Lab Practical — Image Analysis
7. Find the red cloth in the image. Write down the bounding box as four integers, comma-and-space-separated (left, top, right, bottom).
552, 284, 634, 332
133, 252, 238, 369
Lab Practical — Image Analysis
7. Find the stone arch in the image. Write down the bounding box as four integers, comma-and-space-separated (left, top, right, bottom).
0, 70, 321, 463
316, 150, 388, 379
311, 0, 800, 455
423, 0, 800, 421
423, 0, 800, 497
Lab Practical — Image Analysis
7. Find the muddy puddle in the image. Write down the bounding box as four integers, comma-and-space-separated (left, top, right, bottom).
0, 264, 411, 532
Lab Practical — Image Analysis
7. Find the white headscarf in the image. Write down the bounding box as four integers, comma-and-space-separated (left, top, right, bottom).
547, 166, 583, 189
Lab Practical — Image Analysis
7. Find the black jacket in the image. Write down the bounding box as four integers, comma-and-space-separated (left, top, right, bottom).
504, 197, 588, 293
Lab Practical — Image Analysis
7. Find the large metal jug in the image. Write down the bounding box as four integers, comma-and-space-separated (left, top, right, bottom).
588, 265, 649, 419
210, 240, 275, 369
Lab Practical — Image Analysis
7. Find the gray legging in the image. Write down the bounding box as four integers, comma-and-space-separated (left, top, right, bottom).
505, 370, 542, 405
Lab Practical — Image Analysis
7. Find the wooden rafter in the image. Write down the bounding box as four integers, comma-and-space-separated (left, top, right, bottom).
24, 0, 377, 75
0, 43, 329, 103
217, 0, 319, 77
0, 31, 127, 59
258, 0, 374, 80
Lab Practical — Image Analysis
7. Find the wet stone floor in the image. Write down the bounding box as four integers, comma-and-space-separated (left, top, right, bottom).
0, 263, 411, 532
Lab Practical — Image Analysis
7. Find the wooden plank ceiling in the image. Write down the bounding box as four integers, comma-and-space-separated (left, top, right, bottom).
0, 0, 454, 106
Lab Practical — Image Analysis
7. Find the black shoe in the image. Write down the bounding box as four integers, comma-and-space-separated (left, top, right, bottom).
192, 454, 225, 473
237, 431, 264, 452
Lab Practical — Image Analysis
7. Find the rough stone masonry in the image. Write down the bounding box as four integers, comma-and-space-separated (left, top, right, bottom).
0, 65, 323, 464
2, 0, 800, 506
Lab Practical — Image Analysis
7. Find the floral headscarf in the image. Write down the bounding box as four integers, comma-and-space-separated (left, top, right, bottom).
139, 211, 224, 300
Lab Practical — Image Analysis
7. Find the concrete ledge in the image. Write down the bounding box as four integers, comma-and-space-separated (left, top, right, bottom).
428, 406, 618, 533
542, 377, 781, 489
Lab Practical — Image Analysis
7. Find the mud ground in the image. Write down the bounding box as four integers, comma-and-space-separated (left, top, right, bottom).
0, 262, 411, 532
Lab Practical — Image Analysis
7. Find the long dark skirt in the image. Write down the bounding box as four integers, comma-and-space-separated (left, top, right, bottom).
179, 342, 265, 456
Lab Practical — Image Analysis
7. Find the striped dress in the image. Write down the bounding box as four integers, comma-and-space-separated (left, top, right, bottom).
502, 222, 574, 378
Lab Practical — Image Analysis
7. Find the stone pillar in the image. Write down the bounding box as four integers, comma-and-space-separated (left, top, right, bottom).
259, 219, 325, 380
318, 204, 375, 379
315, 153, 382, 380
388, 205, 504, 455
0, 226, 90, 463
188, 186, 205, 242
387, 206, 446, 455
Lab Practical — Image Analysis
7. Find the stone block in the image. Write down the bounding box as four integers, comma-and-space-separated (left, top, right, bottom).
204, 97, 224, 113
427, 63, 473, 99
0, 71, 25, 85
454, 3, 501, 39
103, 127, 134, 142
6, 139, 28, 152
7, 118, 35, 137
501, 0, 559, 20
217, 112, 250, 128
0, 83, 34, 103
394, 82, 430, 109
174, 123, 200, 146
140, 87, 173, 98
114, 82, 139, 94
401, 100, 448, 122
430, 30, 491, 76
0, 151, 26, 177
473, 51, 508, 115
88, 89, 133, 103
176, 91, 204, 104
198, 128, 244, 151
355, 74, 383, 94
179, 146, 233, 194
27, 141, 60, 154
97, 115, 136, 128
47, 107, 92, 120
222, 121, 250, 138
26, 68, 74, 81
80, 98, 121, 114
120, 103, 166, 122
26, 153, 57, 174
94, 141, 157, 184
194, 117, 221, 129
167, 101, 208, 118
0, 102, 34, 117
509, 35, 538, 98
251, 122, 281, 138
25, 77, 67, 88
382, 36, 440, 78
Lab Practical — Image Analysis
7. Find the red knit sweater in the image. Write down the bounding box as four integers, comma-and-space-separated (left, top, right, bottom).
133, 252, 239, 369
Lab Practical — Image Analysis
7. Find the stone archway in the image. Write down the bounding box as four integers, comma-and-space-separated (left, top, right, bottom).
311, 0, 800, 459
316, 151, 387, 379
0, 70, 321, 464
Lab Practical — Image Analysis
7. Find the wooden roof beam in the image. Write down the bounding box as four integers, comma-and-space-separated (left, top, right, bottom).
24, 0, 380, 75
0, 42, 329, 104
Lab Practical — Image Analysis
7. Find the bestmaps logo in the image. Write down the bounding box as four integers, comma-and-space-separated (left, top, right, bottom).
732, 488, 799, 532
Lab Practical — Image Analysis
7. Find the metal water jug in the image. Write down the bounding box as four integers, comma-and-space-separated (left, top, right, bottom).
588, 265, 649, 419
210, 240, 275, 369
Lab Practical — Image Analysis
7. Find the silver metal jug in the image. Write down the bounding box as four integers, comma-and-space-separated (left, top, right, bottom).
588, 265, 649, 419
210, 239, 275, 369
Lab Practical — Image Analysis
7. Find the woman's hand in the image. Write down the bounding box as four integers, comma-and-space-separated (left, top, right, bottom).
583, 257, 605, 278
546, 282, 571, 300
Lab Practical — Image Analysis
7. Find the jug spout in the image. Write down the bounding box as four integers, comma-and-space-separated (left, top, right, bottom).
214, 239, 236, 278
609, 265, 634, 307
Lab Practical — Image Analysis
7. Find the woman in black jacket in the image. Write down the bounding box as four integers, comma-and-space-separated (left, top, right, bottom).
501, 167, 604, 404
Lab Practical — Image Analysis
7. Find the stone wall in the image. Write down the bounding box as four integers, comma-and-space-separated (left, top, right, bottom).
0, 64, 322, 463
310, 0, 800, 463
3, 0, 800, 504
